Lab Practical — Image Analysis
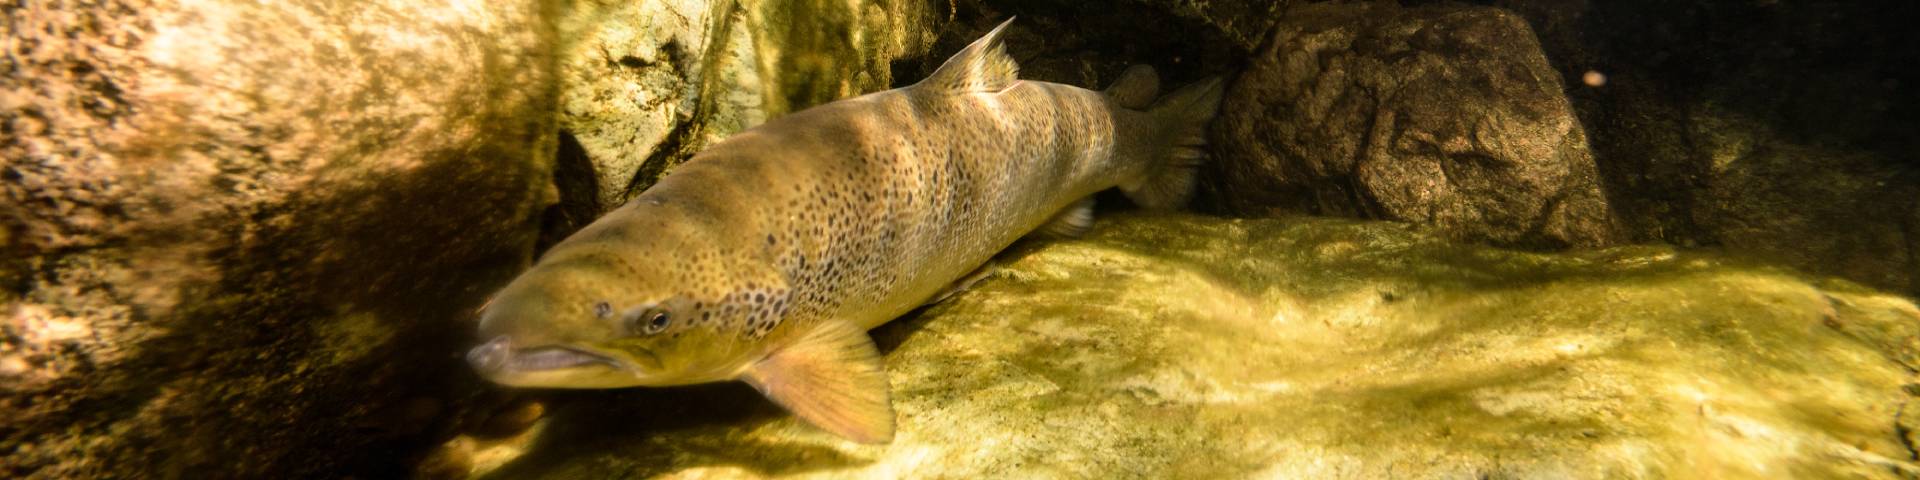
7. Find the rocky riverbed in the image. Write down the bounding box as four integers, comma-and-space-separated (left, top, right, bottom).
466, 214, 1920, 479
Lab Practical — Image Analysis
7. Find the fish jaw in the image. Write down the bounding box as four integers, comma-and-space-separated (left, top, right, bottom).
467, 335, 655, 389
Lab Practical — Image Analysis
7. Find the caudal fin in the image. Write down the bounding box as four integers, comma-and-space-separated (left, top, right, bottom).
1118, 76, 1226, 210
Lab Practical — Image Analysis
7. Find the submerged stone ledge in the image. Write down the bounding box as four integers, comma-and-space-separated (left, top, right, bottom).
473, 213, 1920, 479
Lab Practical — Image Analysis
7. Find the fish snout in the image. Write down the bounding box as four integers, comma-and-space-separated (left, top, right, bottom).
468, 335, 512, 375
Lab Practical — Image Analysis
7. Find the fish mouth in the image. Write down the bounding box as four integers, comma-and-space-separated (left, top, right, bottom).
467, 336, 671, 388
506, 346, 619, 372
468, 336, 623, 375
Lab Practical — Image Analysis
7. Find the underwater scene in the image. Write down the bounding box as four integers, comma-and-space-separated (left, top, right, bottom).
5, 0, 1920, 478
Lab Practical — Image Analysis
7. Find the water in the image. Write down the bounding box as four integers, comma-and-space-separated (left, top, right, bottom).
4, 1, 1917, 478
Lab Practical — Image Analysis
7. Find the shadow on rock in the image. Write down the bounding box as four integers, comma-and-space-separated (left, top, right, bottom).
482, 383, 871, 479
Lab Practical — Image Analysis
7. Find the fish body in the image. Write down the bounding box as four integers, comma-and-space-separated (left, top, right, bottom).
467, 19, 1224, 443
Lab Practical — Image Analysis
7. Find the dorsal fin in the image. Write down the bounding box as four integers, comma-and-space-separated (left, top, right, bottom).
916, 18, 1020, 94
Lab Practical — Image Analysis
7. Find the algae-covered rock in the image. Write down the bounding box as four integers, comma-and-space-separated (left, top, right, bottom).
554, 0, 941, 215
474, 214, 1920, 479
1211, 2, 1624, 250
2, 1, 556, 477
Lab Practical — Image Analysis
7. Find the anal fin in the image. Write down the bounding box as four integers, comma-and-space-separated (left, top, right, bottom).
740, 320, 895, 443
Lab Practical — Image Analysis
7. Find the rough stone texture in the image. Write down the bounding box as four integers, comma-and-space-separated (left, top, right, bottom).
1689, 113, 1920, 296
554, 0, 941, 216
464, 214, 1920, 478
1, 1, 557, 477
1488, 0, 1920, 297
1210, 2, 1625, 250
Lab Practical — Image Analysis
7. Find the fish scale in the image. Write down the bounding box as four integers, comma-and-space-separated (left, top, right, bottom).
467, 18, 1224, 443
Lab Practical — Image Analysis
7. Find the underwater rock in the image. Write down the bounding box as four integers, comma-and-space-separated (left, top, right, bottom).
1210, 3, 1625, 250
555, 0, 941, 214
2, 1, 556, 477
1493, 0, 1920, 296
418, 437, 479, 480
1688, 114, 1920, 298
476, 214, 1920, 479
475, 399, 548, 439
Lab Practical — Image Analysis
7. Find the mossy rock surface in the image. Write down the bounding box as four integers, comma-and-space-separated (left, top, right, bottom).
477, 214, 1920, 479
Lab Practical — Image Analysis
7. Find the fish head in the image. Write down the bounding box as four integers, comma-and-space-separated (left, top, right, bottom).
468, 246, 753, 389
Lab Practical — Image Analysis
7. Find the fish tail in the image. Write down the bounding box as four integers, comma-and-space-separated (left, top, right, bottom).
1119, 76, 1226, 209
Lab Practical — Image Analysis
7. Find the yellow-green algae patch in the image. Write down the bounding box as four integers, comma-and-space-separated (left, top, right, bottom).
479, 214, 1920, 479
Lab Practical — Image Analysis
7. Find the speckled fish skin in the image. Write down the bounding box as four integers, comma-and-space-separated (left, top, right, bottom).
467, 19, 1222, 443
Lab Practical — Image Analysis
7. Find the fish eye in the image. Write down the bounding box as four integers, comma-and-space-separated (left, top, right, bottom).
593, 301, 612, 319
645, 312, 671, 334
627, 310, 671, 335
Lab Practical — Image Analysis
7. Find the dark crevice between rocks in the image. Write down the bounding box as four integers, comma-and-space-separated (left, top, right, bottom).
1344, 88, 1391, 222
537, 129, 600, 256
1524, 187, 1576, 251
1896, 401, 1920, 462
1337, 174, 1383, 221
891, 0, 1245, 92
622, 117, 698, 202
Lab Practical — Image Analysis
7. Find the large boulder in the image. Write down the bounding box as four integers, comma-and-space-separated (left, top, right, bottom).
468, 214, 1920, 478
1209, 2, 1625, 250
2, 1, 557, 477
553, 0, 942, 220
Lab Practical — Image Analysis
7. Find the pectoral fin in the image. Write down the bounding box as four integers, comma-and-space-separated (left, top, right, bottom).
740, 320, 895, 443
